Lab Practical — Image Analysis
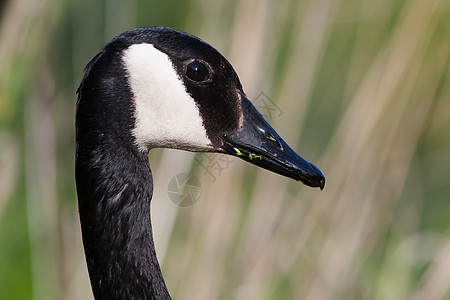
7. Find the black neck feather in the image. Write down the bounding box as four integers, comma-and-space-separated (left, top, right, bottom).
76, 141, 171, 300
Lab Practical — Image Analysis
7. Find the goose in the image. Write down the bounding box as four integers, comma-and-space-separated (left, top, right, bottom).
75, 26, 325, 299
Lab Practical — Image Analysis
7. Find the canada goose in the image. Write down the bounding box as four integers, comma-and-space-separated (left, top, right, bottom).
75, 26, 325, 299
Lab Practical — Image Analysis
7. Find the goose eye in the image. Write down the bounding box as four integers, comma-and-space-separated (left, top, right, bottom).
186, 60, 209, 82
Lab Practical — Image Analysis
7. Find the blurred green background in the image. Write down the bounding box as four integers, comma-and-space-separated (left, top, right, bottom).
0, 0, 449, 299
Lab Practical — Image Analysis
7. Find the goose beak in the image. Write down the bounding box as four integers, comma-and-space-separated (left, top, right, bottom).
221, 94, 325, 190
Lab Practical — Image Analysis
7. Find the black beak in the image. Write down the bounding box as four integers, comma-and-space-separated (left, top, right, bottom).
221, 94, 325, 190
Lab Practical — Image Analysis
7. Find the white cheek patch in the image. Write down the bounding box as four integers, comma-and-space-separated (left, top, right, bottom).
122, 43, 213, 152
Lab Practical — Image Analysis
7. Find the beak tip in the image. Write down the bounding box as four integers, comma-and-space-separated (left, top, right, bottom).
296, 171, 325, 190
308, 163, 325, 191
319, 179, 325, 191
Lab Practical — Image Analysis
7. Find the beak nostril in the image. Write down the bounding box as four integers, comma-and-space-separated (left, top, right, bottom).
264, 131, 276, 141
264, 131, 282, 149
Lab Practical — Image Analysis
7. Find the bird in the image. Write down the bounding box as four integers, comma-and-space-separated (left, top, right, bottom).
75, 26, 325, 299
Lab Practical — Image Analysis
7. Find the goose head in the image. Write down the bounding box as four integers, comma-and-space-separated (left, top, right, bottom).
77, 26, 325, 189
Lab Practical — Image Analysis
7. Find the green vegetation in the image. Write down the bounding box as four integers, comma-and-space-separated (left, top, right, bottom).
0, 0, 449, 299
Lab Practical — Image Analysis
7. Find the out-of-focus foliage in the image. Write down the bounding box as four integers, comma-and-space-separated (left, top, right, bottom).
0, 0, 449, 299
